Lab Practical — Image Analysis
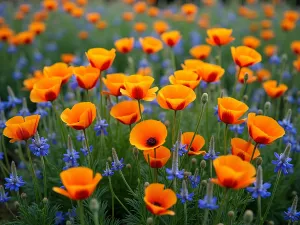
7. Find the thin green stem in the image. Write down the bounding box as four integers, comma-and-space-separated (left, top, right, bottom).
224, 124, 228, 155
275, 98, 281, 120
214, 188, 229, 225
138, 100, 143, 121
184, 203, 188, 225
210, 160, 213, 178
119, 171, 137, 197
250, 143, 259, 163
1, 134, 10, 169
170, 47, 176, 72
86, 90, 92, 102
202, 209, 209, 225
232, 67, 242, 97
154, 148, 158, 182
41, 157, 47, 198
77, 200, 85, 225
83, 129, 91, 168
53, 101, 66, 146
93, 212, 100, 225
99, 73, 103, 118
172, 110, 177, 145
257, 196, 261, 225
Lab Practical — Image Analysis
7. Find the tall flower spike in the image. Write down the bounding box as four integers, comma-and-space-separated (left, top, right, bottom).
284, 195, 300, 222
246, 165, 271, 198
204, 135, 219, 160
198, 180, 218, 210
103, 162, 114, 177
63, 135, 79, 170
29, 132, 50, 157
0, 185, 10, 203
177, 180, 194, 203
5, 161, 26, 191
272, 143, 293, 175
0, 110, 6, 129
111, 148, 124, 171
279, 109, 293, 132
189, 168, 200, 188
6, 86, 21, 108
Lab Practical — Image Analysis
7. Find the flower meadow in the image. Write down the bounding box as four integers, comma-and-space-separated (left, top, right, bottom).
1, 0, 300, 224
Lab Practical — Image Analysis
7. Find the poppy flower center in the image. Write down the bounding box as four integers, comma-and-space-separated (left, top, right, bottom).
237, 152, 246, 161
146, 137, 157, 147
152, 201, 162, 207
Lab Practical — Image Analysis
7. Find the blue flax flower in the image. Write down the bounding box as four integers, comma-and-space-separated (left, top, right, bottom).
177, 190, 194, 204
0, 152, 3, 160
80, 145, 93, 156
94, 119, 108, 136
63, 149, 80, 170
189, 174, 201, 189
103, 164, 114, 177
284, 207, 300, 222
29, 136, 50, 157
76, 132, 85, 142
246, 182, 271, 198
272, 152, 293, 175
55, 211, 65, 225
198, 195, 219, 210
4, 173, 26, 191
0, 186, 10, 203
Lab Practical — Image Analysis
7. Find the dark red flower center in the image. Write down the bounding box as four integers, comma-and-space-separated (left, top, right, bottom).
146, 137, 157, 147
152, 201, 162, 207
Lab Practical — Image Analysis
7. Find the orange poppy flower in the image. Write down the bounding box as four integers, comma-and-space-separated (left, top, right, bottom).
294, 58, 300, 72
115, 37, 134, 54
23, 70, 44, 91
30, 77, 62, 103
256, 68, 271, 82
0, 27, 14, 42
161, 30, 181, 48
86, 12, 101, 24
139, 37, 163, 54
73, 66, 100, 90
211, 155, 256, 189
33, 11, 48, 21
71, 7, 84, 18
144, 183, 176, 215
281, 19, 296, 32
77, 0, 88, 6
43, 0, 58, 11
193, 62, 224, 83
218, 97, 249, 125
284, 10, 299, 22
102, 73, 126, 97
148, 7, 159, 17
247, 113, 285, 144
206, 28, 235, 46
264, 45, 277, 57
110, 100, 143, 125
53, 167, 102, 200
16, 31, 35, 45
61, 102, 96, 130
263, 80, 288, 99
169, 70, 201, 90
260, 30, 275, 41
130, 120, 167, 151
291, 41, 300, 55
189, 45, 212, 60
153, 20, 169, 35
133, 2, 147, 14
120, 75, 158, 101
61, 53, 75, 64
63, 2, 76, 13
143, 146, 171, 168
231, 46, 262, 68
137, 67, 152, 76
263, 4, 274, 18
3, 115, 40, 143
203, 0, 216, 6
19, 4, 31, 14
78, 31, 88, 40
44, 62, 73, 84
29, 22, 46, 35
181, 3, 198, 16
122, 12, 134, 21
261, 20, 272, 29
14, 11, 24, 20
231, 138, 260, 162
198, 18, 210, 29
86, 48, 116, 71
238, 67, 257, 84
123, 0, 134, 4
181, 59, 204, 71
134, 22, 147, 33
181, 132, 206, 156
157, 84, 196, 111
242, 36, 260, 49
96, 21, 107, 30
249, 22, 259, 33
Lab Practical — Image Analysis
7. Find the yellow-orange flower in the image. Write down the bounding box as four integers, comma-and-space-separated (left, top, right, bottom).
218, 97, 249, 124
19, 4, 31, 14
294, 58, 300, 72
206, 28, 235, 46
30, 77, 62, 103
61, 102, 96, 130
284, 10, 299, 22
281, 19, 296, 32
256, 69, 271, 82
291, 41, 300, 55
43, 0, 58, 11
139, 37, 163, 54
0, 27, 14, 42
23, 70, 44, 91
53, 167, 102, 200
137, 67, 152, 76
181, 132, 206, 156
86, 12, 101, 24
133, 2, 147, 14
153, 20, 169, 35
242, 36, 260, 49
44, 62, 73, 84
71, 7, 84, 18
110, 101, 143, 125
189, 45, 211, 60
86, 48, 116, 71
263, 4, 274, 18
169, 70, 201, 90
3, 115, 40, 143
231, 46, 262, 68
148, 7, 159, 17
161, 30, 181, 48
28, 22, 46, 35
61, 53, 75, 64
211, 155, 256, 189
120, 75, 158, 101
181, 3, 197, 16
78, 31, 88, 40
193, 62, 224, 83
134, 22, 147, 33
114, 37, 134, 54
130, 120, 167, 150
263, 80, 288, 99
96, 21, 107, 30
102, 73, 126, 97
73, 66, 100, 90
264, 45, 277, 57
143, 146, 171, 168
181, 59, 205, 71
144, 183, 176, 215
122, 12, 134, 21
231, 138, 260, 162
15, 31, 35, 45
63, 2, 76, 13
261, 20, 272, 29
260, 30, 275, 41
157, 84, 196, 111
238, 67, 257, 84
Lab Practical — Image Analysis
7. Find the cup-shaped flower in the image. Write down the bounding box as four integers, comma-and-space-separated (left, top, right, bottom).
23, 70, 43, 91
181, 59, 204, 71
231, 46, 262, 68
293, 58, 300, 72
260, 30, 275, 41
153, 20, 169, 35
157, 84, 196, 111
86, 12, 101, 24
242, 36, 260, 49
110, 100, 143, 125
211, 155, 256, 189
143, 146, 171, 168
194, 62, 225, 83
181, 132, 206, 155
161, 30, 181, 48
53, 167, 102, 200
263, 80, 288, 99
218, 97, 249, 124
114, 37, 134, 54
43, 62, 72, 85
72, 66, 100, 90
29, 21, 46, 35
61, 102, 96, 130
247, 113, 285, 145
134, 22, 147, 33
3, 115, 40, 143
206, 28, 235, 46
144, 183, 177, 215
86, 48, 116, 71
231, 138, 260, 162
130, 120, 167, 150
291, 41, 300, 55
256, 69, 271, 82
139, 37, 163, 54
30, 77, 62, 103
120, 75, 158, 101
169, 70, 201, 90
102, 73, 126, 97
238, 67, 257, 84
181, 3, 197, 16
281, 19, 296, 32
189, 45, 212, 60
264, 45, 277, 58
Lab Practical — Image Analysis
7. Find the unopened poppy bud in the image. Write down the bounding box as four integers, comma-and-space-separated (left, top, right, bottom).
133, 147, 139, 158
144, 182, 150, 188
126, 164, 131, 169
264, 101, 271, 115
146, 217, 154, 225
217, 223, 224, 225
220, 90, 224, 98
164, 120, 170, 127
243, 210, 253, 224
66, 221, 72, 225
21, 192, 27, 199
42, 197, 48, 204
191, 158, 197, 164
256, 157, 263, 166
243, 95, 248, 102
14, 201, 20, 209
267, 221, 274, 225
281, 53, 287, 62
184, 171, 191, 177
200, 160, 206, 169
292, 191, 297, 197
107, 157, 112, 162
201, 93, 208, 104
257, 109, 263, 115
244, 73, 249, 83
201, 180, 207, 186
90, 198, 100, 212
228, 211, 234, 217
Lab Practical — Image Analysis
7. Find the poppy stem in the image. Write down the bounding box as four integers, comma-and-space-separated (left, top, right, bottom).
154, 148, 158, 182
256, 196, 261, 225
170, 47, 176, 72
214, 188, 229, 224
232, 67, 241, 97
83, 129, 91, 168
209, 160, 213, 178
86, 90, 91, 102
41, 156, 47, 198
119, 171, 137, 197
53, 101, 67, 146
223, 124, 228, 155
261, 170, 282, 225
275, 97, 281, 120
138, 100, 143, 121
184, 203, 188, 225
77, 200, 85, 225
99, 72, 103, 118
172, 110, 177, 145
250, 142, 259, 163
